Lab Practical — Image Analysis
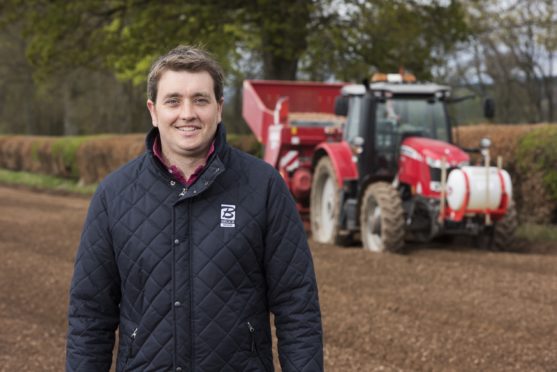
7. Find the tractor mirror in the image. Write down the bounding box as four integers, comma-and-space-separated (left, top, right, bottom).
483, 97, 495, 119
480, 137, 491, 149
334, 95, 349, 116
350, 136, 365, 155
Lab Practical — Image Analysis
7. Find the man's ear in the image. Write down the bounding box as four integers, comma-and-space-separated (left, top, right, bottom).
147, 100, 158, 127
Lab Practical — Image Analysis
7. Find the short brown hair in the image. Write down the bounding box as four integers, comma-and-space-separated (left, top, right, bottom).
147, 45, 224, 103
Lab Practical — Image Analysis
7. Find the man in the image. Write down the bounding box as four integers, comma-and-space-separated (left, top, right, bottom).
65, 45, 323, 371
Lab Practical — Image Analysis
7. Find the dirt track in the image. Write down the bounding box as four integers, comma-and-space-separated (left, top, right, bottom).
0, 185, 556, 371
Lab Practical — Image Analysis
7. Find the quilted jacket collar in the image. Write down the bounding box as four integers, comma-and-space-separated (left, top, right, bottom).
144, 123, 228, 200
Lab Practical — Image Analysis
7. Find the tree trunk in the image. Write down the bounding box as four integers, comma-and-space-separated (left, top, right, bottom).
546, 52, 555, 123
262, 53, 299, 80
257, 0, 311, 80
63, 77, 79, 136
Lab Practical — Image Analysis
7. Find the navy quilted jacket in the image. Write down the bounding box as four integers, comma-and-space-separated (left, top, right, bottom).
66, 124, 323, 371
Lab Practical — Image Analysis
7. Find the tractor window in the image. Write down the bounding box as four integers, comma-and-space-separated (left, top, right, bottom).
344, 96, 362, 142
376, 97, 449, 142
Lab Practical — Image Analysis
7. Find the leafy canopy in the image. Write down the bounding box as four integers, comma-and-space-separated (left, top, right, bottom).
1, 0, 470, 83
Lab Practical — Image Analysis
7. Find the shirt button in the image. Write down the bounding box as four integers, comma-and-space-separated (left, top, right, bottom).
174, 239, 179, 245
174, 301, 182, 307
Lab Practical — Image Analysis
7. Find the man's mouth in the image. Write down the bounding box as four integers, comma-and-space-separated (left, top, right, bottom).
175, 125, 200, 132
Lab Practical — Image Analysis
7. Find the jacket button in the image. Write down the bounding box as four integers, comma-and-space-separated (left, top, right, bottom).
174, 301, 182, 307
176, 367, 182, 372
174, 239, 179, 245
170, 180, 176, 186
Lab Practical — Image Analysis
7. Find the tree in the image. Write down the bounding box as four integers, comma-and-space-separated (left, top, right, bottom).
1, 0, 315, 82
0, 0, 472, 134
300, 0, 471, 82
452, 0, 557, 123
3, 0, 470, 82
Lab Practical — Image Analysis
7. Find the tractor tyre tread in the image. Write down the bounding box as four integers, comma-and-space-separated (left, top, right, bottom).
360, 182, 405, 253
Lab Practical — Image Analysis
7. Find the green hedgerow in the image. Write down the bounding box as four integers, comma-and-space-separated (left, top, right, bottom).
516, 125, 557, 201
51, 135, 107, 179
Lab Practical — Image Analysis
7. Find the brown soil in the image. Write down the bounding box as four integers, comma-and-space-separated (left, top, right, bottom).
1, 185, 556, 371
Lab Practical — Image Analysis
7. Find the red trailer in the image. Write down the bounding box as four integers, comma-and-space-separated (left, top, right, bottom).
242, 80, 348, 218
242, 76, 517, 252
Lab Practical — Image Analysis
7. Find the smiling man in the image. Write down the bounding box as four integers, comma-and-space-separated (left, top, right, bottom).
65, 46, 323, 372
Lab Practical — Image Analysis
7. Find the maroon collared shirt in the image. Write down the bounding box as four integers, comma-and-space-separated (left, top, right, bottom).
152, 135, 215, 187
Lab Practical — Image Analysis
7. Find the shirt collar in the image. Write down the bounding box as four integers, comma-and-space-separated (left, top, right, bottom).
152, 135, 215, 187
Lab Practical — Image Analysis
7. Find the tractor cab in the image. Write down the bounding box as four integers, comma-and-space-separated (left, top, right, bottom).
336, 73, 453, 185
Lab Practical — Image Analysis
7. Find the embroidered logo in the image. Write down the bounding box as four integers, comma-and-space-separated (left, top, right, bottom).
220, 204, 236, 227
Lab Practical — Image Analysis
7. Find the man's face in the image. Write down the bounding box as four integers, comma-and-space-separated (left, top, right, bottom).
147, 70, 223, 162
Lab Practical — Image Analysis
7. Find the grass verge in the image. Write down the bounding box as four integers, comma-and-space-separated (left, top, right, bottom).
516, 223, 557, 242
0, 168, 97, 196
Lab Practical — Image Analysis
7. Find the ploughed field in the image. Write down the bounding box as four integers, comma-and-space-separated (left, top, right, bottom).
0, 185, 555, 371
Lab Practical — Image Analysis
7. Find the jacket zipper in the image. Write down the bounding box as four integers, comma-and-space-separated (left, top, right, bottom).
247, 322, 269, 371
123, 327, 138, 372
128, 327, 138, 358
247, 322, 256, 352
188, 200, 195, 371
171, 207, 178, 370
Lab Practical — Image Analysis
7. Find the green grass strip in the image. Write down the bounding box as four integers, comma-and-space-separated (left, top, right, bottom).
516, 223, 557, 242
0, 168, 97, 196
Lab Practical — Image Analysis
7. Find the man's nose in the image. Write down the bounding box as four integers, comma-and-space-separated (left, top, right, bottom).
180, 100, 195, 120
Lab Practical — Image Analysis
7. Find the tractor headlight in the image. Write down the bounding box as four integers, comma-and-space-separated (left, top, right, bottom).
426, 156, 443, 168
350, 136, 364, 155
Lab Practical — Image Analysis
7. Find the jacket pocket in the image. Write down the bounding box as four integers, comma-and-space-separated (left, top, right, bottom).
119, 327, 138, 372
128, 327, 138, 358
247, 322, 269, 372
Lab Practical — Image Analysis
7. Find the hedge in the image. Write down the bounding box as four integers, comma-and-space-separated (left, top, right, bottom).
515, 126, 557, 223
0, 124, 555, 223
453, 124, 555, 224
0, 133, 261, 185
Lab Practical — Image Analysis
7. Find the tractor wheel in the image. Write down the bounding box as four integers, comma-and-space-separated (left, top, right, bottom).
310, 157, 341, 244
360, 182, 405, 253
492, 201, 518, 250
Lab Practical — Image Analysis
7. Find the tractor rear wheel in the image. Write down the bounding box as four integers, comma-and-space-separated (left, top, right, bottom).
492, 200, 518, 250
360, 182, 405, 253
310, 157, 341, 244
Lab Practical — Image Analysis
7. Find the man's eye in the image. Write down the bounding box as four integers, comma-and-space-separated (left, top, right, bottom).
194, 98, 209, 105
165, 98, 180, 105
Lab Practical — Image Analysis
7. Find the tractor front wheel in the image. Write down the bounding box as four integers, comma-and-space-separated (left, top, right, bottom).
360, 182, 405, 253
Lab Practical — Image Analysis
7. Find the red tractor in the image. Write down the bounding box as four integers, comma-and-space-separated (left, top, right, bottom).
242, 74, 517, 252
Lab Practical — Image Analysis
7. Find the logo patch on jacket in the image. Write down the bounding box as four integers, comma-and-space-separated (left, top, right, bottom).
220, 204, 236, 227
